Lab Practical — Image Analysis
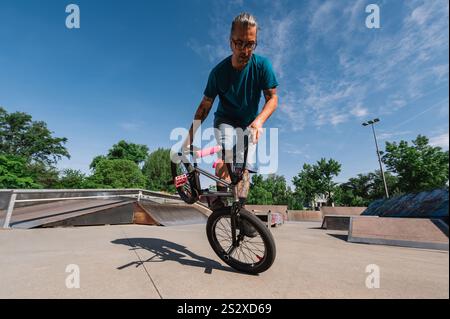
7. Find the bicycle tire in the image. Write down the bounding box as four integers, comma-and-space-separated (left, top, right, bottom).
171, 157, 199, 204
206, 206, 276, 274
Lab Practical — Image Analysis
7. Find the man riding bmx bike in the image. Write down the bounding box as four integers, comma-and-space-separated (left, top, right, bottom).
182, 12, 279, 234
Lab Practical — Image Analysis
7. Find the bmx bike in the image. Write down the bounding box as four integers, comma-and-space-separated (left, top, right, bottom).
170, 137, 276, 274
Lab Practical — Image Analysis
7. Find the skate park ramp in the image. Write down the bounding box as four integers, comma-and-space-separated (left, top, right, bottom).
348, 216, 449, 250
139, 202, 208, 226
346, 189, 449, 250
287, 210, 322, 222
320, 206, 367, 230
0, 189, 209, 229
321, 206, 367, 216
361, 188, 449, 221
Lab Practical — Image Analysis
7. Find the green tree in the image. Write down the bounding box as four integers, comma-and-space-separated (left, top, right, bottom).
108, 140, 149, 164
381, 135, 449, 193
247, 174, 273, 205
340, 173, 372, 201
0, 154, 41, 189
86, 159, 146, 188
292, 158, 342, 208
334, 187, 368, 207
142, 148, 175, 192
292, 163, 317, 208
26, 161, 60, 188
265, 174, 289, 204
368, 170, 401, 199
247, 174, 290, 206
337, 170, 400, 206
314, 158, 341, 205
57, 169, 86, 189
89, 155, 107, 170
89, 140, 149, 170
0, 107, 70, 165
286, 187, 305, 210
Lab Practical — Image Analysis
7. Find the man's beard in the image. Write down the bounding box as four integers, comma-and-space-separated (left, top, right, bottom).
238, 54, 250, 64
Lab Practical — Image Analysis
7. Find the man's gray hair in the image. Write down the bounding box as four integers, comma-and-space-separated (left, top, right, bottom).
230, 12, 258, 36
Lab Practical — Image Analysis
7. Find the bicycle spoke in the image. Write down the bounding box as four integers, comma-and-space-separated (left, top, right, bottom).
241, 239, 260, 261
216, 221, 231, 239
215, 217, 234, 252
238, 245, 253, 264
232, 229, 265, 265
243, 238, 266, 258
242, 237, 265, 250
241, 241, 265, 261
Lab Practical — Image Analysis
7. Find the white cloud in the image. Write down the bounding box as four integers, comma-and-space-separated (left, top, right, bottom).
377, 131, 413, 140
409, 0, 442, 25
309, 1, 337, 33
330, 113, 349, 126
282, 142, 311, 158
350, 105, 369, 118
277, 89, 306, 131
390, 98, 449, 130
431, 64, 449, 81
258, 13, 297, 79
429, 132, 449, 149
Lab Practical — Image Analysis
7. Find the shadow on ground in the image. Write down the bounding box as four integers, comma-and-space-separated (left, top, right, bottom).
327, 233, 348, 241
111, 237, 247, 275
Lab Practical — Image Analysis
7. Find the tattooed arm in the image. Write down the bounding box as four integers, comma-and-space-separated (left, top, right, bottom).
182, 95, 215, 149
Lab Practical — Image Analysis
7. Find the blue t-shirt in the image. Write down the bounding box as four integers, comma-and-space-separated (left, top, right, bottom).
204, 54, 278, 128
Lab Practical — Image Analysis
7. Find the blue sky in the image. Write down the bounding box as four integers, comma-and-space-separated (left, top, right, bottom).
0, 0, 448, 187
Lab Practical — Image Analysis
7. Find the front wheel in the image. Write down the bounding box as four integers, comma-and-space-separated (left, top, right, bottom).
206, 207, 276, 274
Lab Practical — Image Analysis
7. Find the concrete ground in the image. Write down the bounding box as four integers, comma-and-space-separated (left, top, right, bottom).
0, 221, 448, 299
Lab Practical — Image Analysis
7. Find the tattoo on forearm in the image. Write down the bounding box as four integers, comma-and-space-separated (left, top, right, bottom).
194, 98, 213, 121
237, 170, 250, 199
195, 107, 208, 120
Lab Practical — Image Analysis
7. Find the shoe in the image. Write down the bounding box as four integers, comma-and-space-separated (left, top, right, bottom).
239, 219, 258, 238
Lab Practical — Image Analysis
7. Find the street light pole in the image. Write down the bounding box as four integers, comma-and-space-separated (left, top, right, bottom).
362, 118, 390, 199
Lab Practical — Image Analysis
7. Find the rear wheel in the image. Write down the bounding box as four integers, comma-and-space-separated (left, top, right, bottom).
206, 207, 276, 274
171, 155, 199, 204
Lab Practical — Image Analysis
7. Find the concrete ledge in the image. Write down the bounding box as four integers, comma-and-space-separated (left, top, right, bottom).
348, 217, 449, 251
288, 210, 322, 222
321, 206, 366, 216
348, 236, 449, 251
322, 215, 378, 231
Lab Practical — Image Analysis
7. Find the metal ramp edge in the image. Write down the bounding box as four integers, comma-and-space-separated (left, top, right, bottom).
10, 199, 136, 229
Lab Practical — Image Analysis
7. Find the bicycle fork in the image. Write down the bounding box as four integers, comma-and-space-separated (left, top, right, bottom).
225, 187, 243, 259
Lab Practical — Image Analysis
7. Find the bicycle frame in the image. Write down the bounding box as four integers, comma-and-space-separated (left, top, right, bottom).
176, 135, 250, 250
184, 162, 241, 250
